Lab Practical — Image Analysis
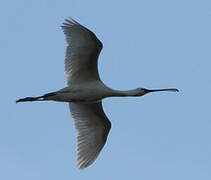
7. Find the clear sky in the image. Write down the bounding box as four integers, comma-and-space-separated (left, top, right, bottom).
1, 0, 211, 179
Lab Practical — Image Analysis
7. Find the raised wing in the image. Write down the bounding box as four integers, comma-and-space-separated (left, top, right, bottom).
61, 18, 103, 85
69, 102, 111, 169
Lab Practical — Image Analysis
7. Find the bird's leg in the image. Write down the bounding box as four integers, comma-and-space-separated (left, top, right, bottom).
16, 96, 44, 103
16, 92, 57, 103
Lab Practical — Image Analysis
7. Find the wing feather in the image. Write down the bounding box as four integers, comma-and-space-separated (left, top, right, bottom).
61, 18, 103, 85
69, 102, 111, 169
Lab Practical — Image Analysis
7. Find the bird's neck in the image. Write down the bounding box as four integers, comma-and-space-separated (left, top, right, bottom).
110, 89, 140, 97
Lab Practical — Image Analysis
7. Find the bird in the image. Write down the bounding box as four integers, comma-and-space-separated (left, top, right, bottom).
16, 18, 178, 169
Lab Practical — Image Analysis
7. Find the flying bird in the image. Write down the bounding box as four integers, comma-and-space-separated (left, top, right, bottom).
16, 18, 178, 169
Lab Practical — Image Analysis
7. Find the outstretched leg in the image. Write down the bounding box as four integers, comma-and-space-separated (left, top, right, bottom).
16, 92, 56, 103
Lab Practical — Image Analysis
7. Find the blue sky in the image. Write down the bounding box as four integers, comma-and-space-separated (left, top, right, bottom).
1, 0, 211, 179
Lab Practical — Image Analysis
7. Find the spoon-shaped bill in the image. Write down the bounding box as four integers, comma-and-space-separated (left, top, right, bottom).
148, 88, 179, 92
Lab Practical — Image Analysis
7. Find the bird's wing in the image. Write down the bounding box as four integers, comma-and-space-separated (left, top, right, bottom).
61, 18, 103, 85
69, 101, 111, 169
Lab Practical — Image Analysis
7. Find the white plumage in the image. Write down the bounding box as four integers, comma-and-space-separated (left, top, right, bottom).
17, 18, 178, 169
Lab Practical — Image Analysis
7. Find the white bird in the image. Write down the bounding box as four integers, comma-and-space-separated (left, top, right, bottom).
17, 18, 178, 169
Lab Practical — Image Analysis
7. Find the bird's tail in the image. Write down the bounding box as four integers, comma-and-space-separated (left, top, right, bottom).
16, 92, 56, 103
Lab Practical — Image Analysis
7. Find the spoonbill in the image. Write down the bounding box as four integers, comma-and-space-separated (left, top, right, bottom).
16, 18, 178, 169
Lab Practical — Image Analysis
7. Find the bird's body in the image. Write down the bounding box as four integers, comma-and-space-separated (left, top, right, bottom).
17, 18, 178, 169
45, 81, 110, 103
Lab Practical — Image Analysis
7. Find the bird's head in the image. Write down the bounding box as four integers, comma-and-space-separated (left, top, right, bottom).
133, 88, 150, 96
133, 87, 179, 96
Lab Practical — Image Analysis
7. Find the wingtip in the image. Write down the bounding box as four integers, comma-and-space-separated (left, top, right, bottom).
63, 17, 78, 26
76, 162, 90, 170
76, 164, 85, 170
61, 18, 79, 31
76, 159, 86, 170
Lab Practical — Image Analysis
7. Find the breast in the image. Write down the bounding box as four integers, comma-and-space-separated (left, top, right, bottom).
58, 81, 111, 102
